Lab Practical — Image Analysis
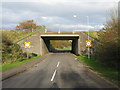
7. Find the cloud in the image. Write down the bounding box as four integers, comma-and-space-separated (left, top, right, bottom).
2, 0, 119, 3
2, 9, 21, 24
50, 24, 104, 31
2, 24, 17, 30
1, 0, 118, 31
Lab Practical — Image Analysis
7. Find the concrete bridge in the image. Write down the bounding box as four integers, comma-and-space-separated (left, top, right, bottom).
17, 32, 97, 56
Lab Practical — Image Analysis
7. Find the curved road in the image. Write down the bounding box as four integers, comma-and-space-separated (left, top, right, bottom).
3, 53, 118, 88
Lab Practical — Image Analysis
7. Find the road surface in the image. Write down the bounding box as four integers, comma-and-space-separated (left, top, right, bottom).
3, 53, 117, 88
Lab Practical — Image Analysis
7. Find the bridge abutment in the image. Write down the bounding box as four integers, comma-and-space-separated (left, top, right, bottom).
40, 37, 49, 56
17, 32, 97, 56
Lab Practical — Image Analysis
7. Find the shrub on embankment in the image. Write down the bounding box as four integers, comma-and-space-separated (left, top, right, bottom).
2, 30, 35, 65
95, 8, 119, 69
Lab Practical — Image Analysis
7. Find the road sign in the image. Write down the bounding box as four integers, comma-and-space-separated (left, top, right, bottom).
86, 40, 92, 47
24, 42, 30, 48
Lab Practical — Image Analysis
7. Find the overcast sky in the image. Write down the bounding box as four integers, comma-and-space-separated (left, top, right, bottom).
1, 0, 119, 31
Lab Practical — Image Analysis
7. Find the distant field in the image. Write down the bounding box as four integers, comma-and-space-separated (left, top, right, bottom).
2, 30, 36, 43
84, 31, 99, 40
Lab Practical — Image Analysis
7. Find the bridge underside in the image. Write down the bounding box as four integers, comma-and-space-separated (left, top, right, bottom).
40, 35, 80, 55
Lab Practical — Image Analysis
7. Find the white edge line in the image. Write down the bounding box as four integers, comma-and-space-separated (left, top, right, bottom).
51, 70, 57, 81
57, 62, 60, 67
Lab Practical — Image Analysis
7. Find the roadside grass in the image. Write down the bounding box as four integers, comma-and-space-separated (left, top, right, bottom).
77, 56, 119, 86
2, 56, 40, 71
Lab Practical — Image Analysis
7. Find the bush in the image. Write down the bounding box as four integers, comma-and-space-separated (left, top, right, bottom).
95, 8, 119, 69
2, 42, 26, 64
2, 31, 28, 64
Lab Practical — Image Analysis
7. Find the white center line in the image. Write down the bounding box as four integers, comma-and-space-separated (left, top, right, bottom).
51, 70, 57, 81
57, 61, 60, 67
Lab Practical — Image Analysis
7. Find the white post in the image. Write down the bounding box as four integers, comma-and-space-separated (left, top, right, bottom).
58, 25, 60, 34
73, 30, 75, 34
27, 48, 29, 60
87, 16, 90, 59
78, 36, 81, 55
40, 36, 42, 56
45, 29, 47, 33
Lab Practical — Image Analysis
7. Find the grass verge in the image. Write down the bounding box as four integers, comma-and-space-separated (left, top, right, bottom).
77, 56, 119, 86
2, 56, 40, 71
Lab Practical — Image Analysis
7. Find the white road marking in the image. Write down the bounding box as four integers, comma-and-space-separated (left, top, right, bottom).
75, 58, 77, 60
51, 70, 57, 81
57, 61, 60, 67
35, 64, 38, 67
51, 61, 60, 82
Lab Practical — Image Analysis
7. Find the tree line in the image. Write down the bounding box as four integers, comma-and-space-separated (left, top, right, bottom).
15, 20, 47, 32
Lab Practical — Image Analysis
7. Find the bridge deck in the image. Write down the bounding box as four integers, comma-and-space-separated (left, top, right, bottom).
40, 34, 79, 37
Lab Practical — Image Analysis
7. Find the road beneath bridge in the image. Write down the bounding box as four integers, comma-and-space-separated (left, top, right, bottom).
3, 53, 117, 88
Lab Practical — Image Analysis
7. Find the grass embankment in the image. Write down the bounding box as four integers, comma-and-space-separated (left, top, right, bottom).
84, 31, 99, 40
2, 56, 40, 71
2, 30, 36, 43
77, 56, 119, 86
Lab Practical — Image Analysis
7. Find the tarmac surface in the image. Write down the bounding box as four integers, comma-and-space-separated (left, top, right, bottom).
2, 53, 118, 88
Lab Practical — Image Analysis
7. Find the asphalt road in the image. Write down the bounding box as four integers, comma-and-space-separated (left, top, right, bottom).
2, 53, 118, 88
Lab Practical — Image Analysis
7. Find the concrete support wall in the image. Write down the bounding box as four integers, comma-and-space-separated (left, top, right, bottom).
44, 39, 50, 51
40, 37, 49, 56
72, 39, 79, 55
17, 33, 49, 56
78, 37, 81, 55
17, 33, 41, 56
78, 32, 97, 56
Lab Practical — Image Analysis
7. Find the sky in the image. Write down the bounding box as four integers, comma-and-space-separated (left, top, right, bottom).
1, 0, 119, 31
